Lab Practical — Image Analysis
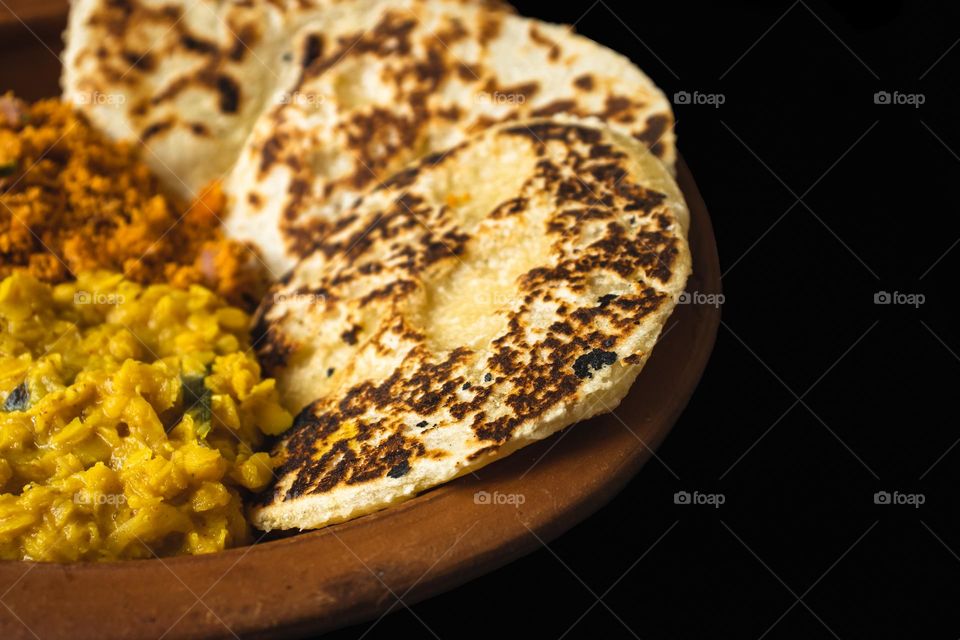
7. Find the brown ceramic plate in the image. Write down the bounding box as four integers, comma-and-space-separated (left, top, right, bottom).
0, 3, 720, 638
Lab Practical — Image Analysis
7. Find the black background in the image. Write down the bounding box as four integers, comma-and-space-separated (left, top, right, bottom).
326, 1, 959, 638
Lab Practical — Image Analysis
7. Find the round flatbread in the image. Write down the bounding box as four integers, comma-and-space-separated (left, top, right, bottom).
250, 118, 690, 531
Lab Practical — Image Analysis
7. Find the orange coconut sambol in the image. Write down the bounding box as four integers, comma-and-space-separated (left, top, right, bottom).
0, 94, 269, 310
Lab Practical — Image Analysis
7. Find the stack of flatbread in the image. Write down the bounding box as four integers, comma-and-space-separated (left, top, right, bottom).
63, 0, 690, 531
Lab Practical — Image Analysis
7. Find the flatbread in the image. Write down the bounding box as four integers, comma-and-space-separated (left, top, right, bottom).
250, 119, 690, 531
60, 0, 514, 201
224, 0, 676, 274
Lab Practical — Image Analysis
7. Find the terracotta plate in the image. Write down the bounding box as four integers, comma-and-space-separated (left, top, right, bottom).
0, 4, 720, 638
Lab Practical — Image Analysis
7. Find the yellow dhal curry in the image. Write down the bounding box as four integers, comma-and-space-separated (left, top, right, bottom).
0, 272, 292, 561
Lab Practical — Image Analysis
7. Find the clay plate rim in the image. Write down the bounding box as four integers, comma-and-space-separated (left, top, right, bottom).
0, 8, 720, 638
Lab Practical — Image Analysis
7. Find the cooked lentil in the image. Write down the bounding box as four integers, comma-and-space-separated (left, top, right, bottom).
0, 271, 293, 561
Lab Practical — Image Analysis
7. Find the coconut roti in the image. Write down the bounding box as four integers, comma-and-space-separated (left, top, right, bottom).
250, 119, 690, 531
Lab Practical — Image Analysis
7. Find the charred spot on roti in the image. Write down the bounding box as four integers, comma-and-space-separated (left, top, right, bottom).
574, 73, 595, 91
340, 325, 361, 345
457, 62, 482, 81
306, 11, 417, 83
530, 99, 578, 118
504, 121, 601, 145
342, 106, 420, 190
415, 47, 448, 89
601, 95, 637, 122
301, 34, 324, 69
180, 33, 218, 55
620, 184, 666, 212
190, 122, 210, 136
283, 178, 314, 254
259, 134, 285, 175
387, 460, 411, 478
529, 24, 562, 61
377, 166, 420, 191
141, 119, 174, 141
423, 145, 465, 167
483, 79, 540, 101
122, 50, 154, 72
251, 306, 295, 377
468, 445, 498, 461
229, 23, 260, 61
435, 16, 468, 44
634, 114, 672, 159
572, 349, 617, 379
478, 13, 503, 44
216, 74, 240, 113
489, 197, 529, 219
